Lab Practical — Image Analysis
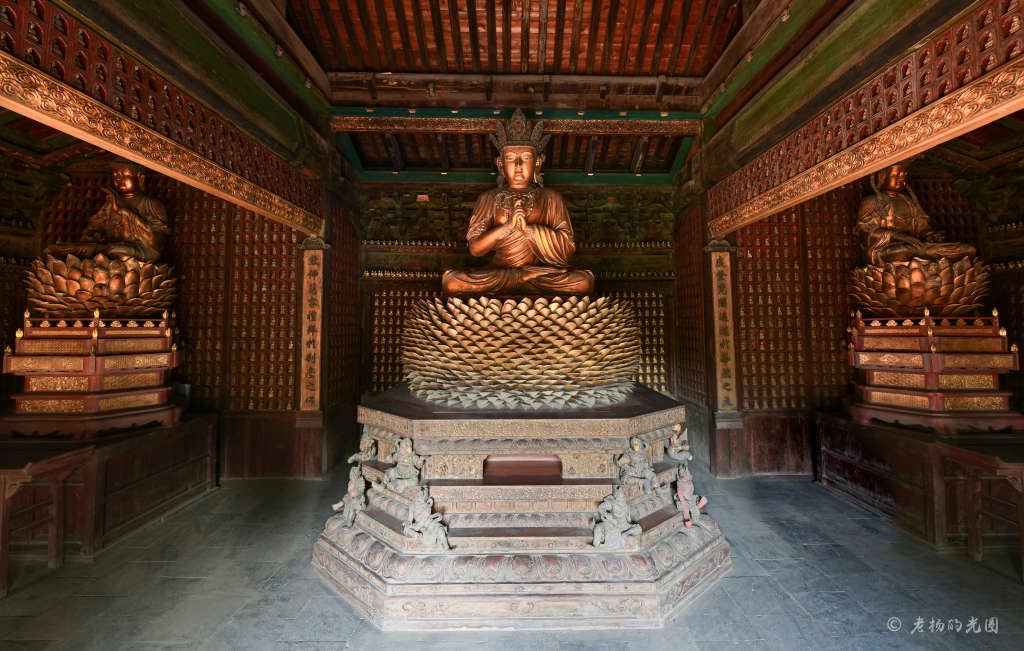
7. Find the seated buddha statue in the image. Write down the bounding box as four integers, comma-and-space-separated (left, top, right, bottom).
441, 110, 594, 296
856, 162, 975, 266
46, 162, 168, 263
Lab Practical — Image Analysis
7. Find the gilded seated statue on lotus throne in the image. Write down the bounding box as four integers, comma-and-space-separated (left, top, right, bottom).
850, 162, 988, 316
27, 162, 176, 316
441, 109, 594, 297
404, 111, 638, 410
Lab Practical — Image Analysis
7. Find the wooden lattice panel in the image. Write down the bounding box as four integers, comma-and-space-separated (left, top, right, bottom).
708, 0, 1024, 218
226, 215, 298, 411
42, 172, 106, 247
735, 210, 807, 410
673, 205, 707, 406
0, 0, 322, 214
802, 188, 858, 408
604, 289, 668, 393
163, 182, 228, 411
324, 200, 361, 409
370, 288, 439, 394
914, 177, 980, 246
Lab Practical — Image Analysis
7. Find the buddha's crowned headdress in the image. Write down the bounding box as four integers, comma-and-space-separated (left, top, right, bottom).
490, 109, 551, 153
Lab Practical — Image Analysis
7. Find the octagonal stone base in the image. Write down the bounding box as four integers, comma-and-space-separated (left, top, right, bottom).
312, 521, 729, 630
312, 384, 731, 630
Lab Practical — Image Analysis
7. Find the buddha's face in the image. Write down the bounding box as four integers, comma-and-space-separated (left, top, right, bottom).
880, 165, 908, 192
499, 146, 539, 189
112, 166, 142, 197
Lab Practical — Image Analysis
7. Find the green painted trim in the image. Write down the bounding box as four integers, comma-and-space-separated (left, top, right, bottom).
711, 0, 954, 144
670, 138, 694, 177
702, 0, 833, 131
197, 1, 329, 114
355, 170, 674, 185
337, 134, 365, 173
335, 134, 675, 185
330, 107, 701, 121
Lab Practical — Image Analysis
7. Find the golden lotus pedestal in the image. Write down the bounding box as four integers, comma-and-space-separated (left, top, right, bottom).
849, 312, 1024, 434
312, 384, 731, 630
1, 314, 180, 438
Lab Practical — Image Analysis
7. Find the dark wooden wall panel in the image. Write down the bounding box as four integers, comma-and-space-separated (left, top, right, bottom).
672, 202, 711, 465
323, 195, 362, 468
725, 185, 862, 474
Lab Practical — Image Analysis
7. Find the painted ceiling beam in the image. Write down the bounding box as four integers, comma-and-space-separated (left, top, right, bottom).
330, 108, 700, 137
328, 71, 703, 110
232, 0, 331, 99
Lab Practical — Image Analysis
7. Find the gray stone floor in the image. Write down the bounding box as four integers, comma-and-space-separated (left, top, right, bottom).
1, 464, 1023, 650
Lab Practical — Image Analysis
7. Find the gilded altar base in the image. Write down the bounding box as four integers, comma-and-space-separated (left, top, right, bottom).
849, 311, 1024, 434
312, 385, 731, 630
1, 312, 180, 438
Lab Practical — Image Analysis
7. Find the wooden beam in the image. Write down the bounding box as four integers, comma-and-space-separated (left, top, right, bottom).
617, 0, 639, 76
245, 0, 331, 94
631, 135, 650, 173
632, 0, 657, 76
600, 0, 620, 74
329, 88, 701, 110
373, 0, 398, 71
430, 0, 449, 72
411, 0, 431, 72
667, 0, 693, 74
699, 0, 791, 103
585, 135, 598, 174
681, 0, 710, 76
585, 0, 602, 74
553, 0, 567, 74
436, 133, 451, 172
385, 132, 405, 170
647, 0, 674, 75
447, 0, 465, 73
487, 0, 498, 72
503, 0, 512, 73
467, 0, 482, 73
353, 0, 383, 69
392, 0, 417, 70
336, 0, 368, 70
521, 0, 532, 74
538, 0, 550, 75
569, 0, 585, 74
330, 114, 701, 135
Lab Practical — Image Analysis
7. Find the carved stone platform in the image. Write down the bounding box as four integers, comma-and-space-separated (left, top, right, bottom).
1, 313, 180, 438
312, 384, 731, 630
849, 312, 1024, 434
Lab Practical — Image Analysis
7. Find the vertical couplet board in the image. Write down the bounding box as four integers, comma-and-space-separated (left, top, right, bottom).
709, 249, 738, 412
299, 239, 326, 411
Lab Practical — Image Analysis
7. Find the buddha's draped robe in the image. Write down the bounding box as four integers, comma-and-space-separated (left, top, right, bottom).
48, 192, 168, 262
441, 187, 594, 296
857, 193, 975, 267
